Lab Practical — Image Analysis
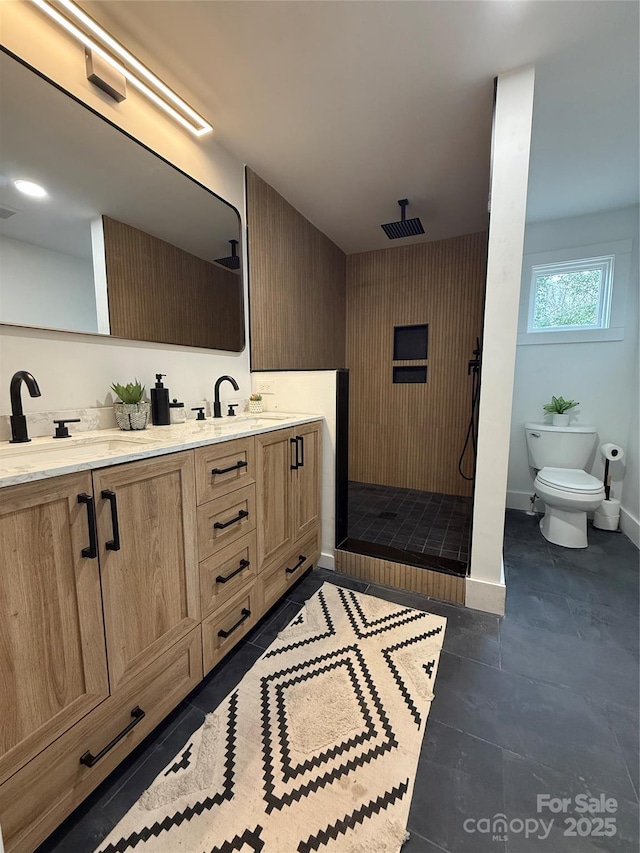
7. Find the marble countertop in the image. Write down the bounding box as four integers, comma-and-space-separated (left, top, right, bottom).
0, 413, 323, 488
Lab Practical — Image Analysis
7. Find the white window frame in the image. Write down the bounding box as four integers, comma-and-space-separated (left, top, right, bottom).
518, 239, 631, 345
526, 255, 614, 334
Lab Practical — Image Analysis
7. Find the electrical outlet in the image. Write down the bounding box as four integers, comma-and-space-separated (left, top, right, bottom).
256, 380, 274, 394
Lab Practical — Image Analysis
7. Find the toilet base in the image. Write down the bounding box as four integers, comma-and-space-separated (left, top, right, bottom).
539, 507, 588, 549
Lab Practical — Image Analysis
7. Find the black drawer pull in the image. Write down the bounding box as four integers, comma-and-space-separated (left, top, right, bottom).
290, 437, 299, 470
286, 554, 306, 574
214, 509, 249, 530
216, 559, 250, 584
296, 435, 305, 468
218, 608, 251, 638
101, 489, 121, 551
212, 460, 248, 476
77, 493, 98, 559
79, 707, 145, 767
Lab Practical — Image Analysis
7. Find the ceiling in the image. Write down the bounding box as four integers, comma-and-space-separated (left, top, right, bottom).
84, 0, 639, 254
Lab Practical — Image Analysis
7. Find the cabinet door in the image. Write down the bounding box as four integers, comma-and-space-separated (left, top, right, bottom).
293, 421, 322, 541
255, 428, 295, 571
93, 452, 199, 692
0, 473, 109, 785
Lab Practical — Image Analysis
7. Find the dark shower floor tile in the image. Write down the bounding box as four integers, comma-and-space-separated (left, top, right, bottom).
348, 480, 472, 563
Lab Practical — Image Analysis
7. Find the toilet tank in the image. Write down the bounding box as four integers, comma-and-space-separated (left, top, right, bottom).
524, 423, 597, 470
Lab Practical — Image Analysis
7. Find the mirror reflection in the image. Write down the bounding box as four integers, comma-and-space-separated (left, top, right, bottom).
0, 50, 244, 351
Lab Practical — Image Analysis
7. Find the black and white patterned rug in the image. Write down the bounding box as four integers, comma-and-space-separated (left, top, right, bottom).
95, 583, 446, 853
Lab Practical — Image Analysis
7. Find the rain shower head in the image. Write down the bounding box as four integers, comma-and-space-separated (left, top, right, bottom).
381, 199, 424, 239
215, 238, 240, 270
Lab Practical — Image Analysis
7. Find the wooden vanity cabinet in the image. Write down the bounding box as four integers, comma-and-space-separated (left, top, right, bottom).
255, 421, 322, 569
292, 420, 322, 540
92, 451, 199, 692
0, 472, 109, 787
0, 420, 322, 853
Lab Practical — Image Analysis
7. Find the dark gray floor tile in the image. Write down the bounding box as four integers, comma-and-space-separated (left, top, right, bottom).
402, 833, 449, 852
444, 626, 500, 667
503, 751, 640, 852
499, 620, 639, 710
504, 585, 580, 636
250, 598, 303, 648
101, 704, 205, 824
286, 567, 369, 602
603, 702, 640, 800
408, 722, 505, 853
35, 804, 115, 853
189, 641, 265, 713
431, 653, 636, 801
541, 562, 639, 616
102, 706, 205, 826
504, 509, 545, 542
567, 598, 639, 657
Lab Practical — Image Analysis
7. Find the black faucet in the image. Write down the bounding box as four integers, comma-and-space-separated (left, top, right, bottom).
213, 375, 239, 418
10, 371, 42, 443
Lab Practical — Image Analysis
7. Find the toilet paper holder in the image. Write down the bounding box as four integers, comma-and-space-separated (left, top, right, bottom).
600, 443, 625, 501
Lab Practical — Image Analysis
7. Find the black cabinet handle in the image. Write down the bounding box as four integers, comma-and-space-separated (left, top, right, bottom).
77, 493, 98, 559
216, 559, 250, 584
101, 489, 121, 551
79, 707, 145, 767
211, 460, 248, 476
218, 608, 251, 638
296, 435, 305, 468
286, 554, 306, 574
290, 437, 299, 470
214, 509, 248, 530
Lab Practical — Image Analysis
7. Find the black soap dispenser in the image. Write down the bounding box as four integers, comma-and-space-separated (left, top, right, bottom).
151, 373, 170, 425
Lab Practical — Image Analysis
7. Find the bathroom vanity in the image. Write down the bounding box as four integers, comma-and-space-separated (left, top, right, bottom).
0, 415, 322, 853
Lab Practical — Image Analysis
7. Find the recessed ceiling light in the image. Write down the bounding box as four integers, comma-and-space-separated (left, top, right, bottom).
13, 180, 48, 198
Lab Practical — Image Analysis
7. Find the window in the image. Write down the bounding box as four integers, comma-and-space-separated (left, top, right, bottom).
527, 256, 614, 333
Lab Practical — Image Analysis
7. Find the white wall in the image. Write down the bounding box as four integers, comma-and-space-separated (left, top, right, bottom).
0, 3, 250, 416
508, 205, 640, 545
252, 371, 339, 569
468, 66, 535, 615
0, 235, 97, 333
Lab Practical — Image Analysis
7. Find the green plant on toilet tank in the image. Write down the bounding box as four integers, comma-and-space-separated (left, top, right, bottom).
543, 395, 579, 426
111, 379, 150, 430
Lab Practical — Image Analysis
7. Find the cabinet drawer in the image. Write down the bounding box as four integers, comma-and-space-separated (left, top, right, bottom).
259, 527, 320, 614
195, 437, 255, 505
0, 627, 203, 853
202, 581, 259, 675
200, 532, 257, 618
197, 484, 256, 560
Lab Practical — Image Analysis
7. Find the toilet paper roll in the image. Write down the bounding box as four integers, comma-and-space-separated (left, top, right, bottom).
596, 498, 621, 518
600, 443, 625, 462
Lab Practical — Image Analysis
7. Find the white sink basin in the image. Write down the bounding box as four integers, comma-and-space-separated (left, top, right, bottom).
0, 434, 155, 469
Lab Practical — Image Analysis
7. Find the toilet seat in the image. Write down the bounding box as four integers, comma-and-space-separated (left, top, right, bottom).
536, 466, 603, 494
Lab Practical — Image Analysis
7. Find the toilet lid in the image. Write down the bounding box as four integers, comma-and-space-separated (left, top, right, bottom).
537, 467, 603, 494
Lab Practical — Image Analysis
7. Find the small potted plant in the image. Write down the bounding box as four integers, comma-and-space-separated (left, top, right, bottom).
111, 379, 150, 430
249, 392, 263, 414
543, 395, 579, 427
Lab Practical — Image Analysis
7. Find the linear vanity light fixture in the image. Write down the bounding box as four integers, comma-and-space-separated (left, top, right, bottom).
30, 0, 213, 136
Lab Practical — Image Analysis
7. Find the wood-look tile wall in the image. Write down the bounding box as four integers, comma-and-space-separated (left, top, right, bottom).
346, 232, 487, 496
246, 169, 347, 370
335, 549, 465, 605
103, 217, 244, 351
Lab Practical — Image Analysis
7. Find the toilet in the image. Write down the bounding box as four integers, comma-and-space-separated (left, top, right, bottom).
524, 423, 605, 548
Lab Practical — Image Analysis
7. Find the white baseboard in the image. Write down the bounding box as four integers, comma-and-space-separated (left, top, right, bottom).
465, 576, 506, 615
620, 506, 640, 548
318, 550, 335, 571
